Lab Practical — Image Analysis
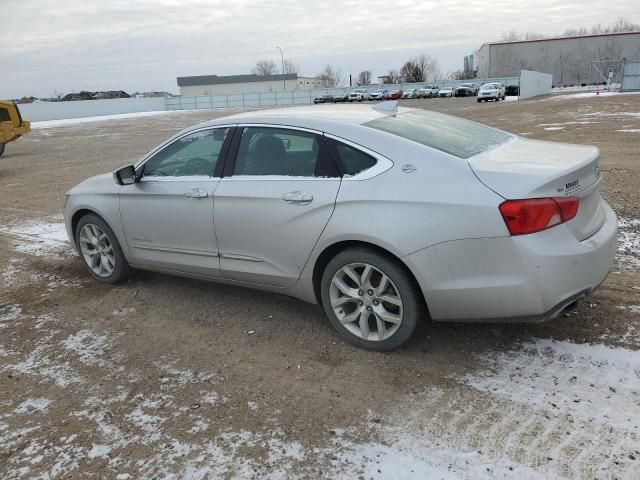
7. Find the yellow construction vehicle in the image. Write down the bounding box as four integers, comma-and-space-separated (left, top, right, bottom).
0, 101, 31, 157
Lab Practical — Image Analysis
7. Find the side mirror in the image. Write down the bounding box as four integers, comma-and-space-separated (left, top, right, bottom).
113, 165, 136, 185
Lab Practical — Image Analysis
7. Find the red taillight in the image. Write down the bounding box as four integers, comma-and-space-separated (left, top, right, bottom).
499, 197, 579, 236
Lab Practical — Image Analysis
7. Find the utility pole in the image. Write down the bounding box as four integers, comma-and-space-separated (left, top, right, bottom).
277, 46, 285, 91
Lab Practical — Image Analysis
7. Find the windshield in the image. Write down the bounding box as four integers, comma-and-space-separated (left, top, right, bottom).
364, 109, 512, 159
482, 83, 499, 90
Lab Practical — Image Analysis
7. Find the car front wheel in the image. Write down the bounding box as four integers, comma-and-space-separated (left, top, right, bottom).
75, 213, 133, 284
320, 248, 423, 351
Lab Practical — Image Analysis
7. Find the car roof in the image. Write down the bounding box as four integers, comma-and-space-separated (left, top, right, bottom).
195, 105, 396, 130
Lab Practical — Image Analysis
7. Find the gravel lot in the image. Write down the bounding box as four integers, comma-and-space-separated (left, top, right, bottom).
1, 93, 639, 479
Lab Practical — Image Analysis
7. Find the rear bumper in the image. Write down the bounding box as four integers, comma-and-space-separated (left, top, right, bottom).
405, 200, 618, 322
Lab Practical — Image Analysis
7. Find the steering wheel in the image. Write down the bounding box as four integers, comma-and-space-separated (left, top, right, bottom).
173, 157, 211, 176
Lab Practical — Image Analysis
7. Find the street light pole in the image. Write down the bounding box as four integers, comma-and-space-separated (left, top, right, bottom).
276, 46, 285, 91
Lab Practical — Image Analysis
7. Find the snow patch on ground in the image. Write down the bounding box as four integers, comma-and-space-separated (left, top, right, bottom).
30, 110, 182, 129
0, 304, 24, 328
618, 217, 640, 268
14, 398, 52, 414
0, 219, 69, 257
583, 111, 640, 118
463, 339, 640, 430
61, 330, 120, 368
617, 129, 640, 133
2, 258, 23, 286
543, 126, 565, 131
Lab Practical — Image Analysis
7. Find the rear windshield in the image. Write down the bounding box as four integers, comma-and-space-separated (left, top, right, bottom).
364, 109, 512, 159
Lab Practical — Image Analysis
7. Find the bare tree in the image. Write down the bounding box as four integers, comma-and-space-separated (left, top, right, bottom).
382, 70, 400, 84
283, 59, 299, 75
316, 64, 343, 88
428, 59, 443, 83
447, 69, 475, 80
505, 18, 640, 44
400, 59, 426, 83
501, 30, 546, 41
252, 59, 277, 76
357, 70, 372, 85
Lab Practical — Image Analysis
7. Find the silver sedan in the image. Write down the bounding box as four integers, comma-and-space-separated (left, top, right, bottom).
64, 104, 618, 351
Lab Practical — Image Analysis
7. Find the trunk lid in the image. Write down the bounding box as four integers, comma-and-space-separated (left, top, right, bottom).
469, 137, 604, 240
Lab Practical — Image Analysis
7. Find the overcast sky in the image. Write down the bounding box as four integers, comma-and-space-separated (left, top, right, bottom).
1, 0, 637, 98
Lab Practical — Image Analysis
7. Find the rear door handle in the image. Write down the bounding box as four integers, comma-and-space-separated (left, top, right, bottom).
184, 188, 208, 199
282, 191, 313, 205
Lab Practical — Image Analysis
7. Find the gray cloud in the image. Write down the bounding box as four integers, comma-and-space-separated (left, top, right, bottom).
2, 0, 638, 97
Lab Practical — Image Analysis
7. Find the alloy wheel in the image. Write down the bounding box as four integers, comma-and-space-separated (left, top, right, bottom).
329, 262, 404, 341
79, 224, 115, 277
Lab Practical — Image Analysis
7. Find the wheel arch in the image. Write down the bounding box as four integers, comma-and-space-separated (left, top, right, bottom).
71, 208, 104, 241
70, 208, 126, 256
311, 239, 427, 312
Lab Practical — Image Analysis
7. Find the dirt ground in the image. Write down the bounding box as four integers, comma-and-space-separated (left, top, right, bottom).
1, 93, 639, 479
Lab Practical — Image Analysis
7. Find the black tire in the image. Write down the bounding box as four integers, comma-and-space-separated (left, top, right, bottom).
320, 247, 424, 351
0, 143, 4, 157
75, 213, 133, 284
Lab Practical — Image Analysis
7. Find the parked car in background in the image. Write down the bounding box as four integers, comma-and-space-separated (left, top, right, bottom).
388, 90, 403, 100
455, 83, 478, 97
416, 85, 440, 98
369, 90, 387, 101
478, 83, 506, 101
402, 89, 418, 99
437, 87, 453, 97
65, 105, 618, 351
332, 92, 349, 103
349, 89, 370, 102
313, 94, 333, 104
505, 85, 520, 96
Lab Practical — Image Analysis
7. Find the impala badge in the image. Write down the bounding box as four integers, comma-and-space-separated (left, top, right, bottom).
402, 164, 417, 173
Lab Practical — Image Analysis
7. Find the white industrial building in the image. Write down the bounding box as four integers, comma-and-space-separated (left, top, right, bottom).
477, 31, 640, 86
177, 74, 322, 96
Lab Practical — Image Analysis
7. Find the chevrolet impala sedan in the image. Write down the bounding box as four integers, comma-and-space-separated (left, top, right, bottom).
64, 103, 618, 351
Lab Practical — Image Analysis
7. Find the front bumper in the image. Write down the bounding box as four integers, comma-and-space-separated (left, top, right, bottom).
405, 200, 618, 322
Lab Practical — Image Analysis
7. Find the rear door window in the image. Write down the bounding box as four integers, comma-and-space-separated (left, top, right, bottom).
233, 127, 337, 177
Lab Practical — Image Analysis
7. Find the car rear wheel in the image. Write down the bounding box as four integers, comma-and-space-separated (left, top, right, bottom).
75, 214, 133, 284
320, 248, 423, 351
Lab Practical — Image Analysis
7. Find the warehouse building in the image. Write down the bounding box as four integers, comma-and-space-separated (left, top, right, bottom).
177, 73, 321, 96
477, 31, 640, 86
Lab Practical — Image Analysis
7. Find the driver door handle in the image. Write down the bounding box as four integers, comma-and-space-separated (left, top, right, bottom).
184, 188, 208, 199
282, 191, 313, 205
